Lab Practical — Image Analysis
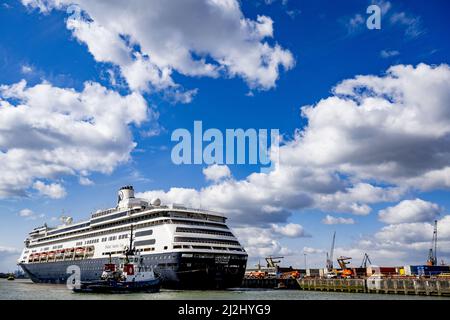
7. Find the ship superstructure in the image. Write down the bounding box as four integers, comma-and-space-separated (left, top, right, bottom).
18, 186, 248, 289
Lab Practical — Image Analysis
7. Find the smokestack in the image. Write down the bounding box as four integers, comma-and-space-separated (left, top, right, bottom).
117, 186, 135, 204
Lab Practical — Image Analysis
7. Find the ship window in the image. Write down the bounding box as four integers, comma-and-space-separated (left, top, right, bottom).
134, 239, 156, 246
164, 246, 168, 250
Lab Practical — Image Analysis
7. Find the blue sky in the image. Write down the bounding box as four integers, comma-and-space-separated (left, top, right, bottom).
1, 0, 450, 271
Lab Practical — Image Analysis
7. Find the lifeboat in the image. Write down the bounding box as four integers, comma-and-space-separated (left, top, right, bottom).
75, 247, 85, 255
65, 248, 74, 259
48, 251, 55, 259
40, 252, 47, 261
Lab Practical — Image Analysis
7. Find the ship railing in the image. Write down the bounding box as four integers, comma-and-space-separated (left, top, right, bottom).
177, 206, 224, 216
91, 208, 117, 219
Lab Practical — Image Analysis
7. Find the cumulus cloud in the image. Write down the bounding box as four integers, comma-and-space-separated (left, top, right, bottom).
21, 65, 33, 74
203, 164, 231, 182
18, 209, 34, 218
0, 80, 150, 198
303, 247, 325, 254
322, 215, 355, 225
380, 49, 399, 58
378, 198, 441, 224
390, 12, 425, 39
232, 225, 303, 258
138, 63, 450, 228
346, 14, 365, 34
33, 181, 67, 199
330, 215, 450, 266
78, 176, 94, 186
295, 63, 450, 188
22, 0, 294, 92
270, 223, 308, 237
0, 246, 21, 272
18, 208, 44, 220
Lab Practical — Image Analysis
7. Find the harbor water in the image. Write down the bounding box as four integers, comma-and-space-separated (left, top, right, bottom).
0, 279, 448, 300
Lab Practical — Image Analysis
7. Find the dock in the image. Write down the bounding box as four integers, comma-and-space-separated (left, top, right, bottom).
242, 278, 299, 289
241, 277, 450, 296
296, 278, 450, 296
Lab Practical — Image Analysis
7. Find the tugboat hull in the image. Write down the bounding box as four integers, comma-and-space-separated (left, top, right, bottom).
73, 279, 161, 294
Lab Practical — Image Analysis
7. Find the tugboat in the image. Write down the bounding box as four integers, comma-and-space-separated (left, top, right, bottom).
73, 225, 160, 294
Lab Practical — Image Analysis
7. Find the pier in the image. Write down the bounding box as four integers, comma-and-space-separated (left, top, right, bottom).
241, 277, 450, 296
296, 278, 450, 296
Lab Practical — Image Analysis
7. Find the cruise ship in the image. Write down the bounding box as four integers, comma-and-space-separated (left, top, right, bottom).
18, 186, 248, 289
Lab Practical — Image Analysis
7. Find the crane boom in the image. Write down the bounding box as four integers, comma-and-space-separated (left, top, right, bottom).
360, 253, 372, 268
326, 231, 336, 270
427, 220, 438, 266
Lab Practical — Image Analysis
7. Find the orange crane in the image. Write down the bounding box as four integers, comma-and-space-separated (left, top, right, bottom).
337, 256, 353, 278
265, 256, 284, 268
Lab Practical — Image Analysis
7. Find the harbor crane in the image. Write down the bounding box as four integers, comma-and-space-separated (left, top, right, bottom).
337, 256, 353, 278
265, 256, 284, 268
326, 231, 336, 271
360, 253, 372, 268
426, 220, 438, 266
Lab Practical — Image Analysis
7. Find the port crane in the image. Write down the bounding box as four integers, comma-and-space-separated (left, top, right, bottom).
337, 256, 353, 278
326, 231, 336, 271
426, 220, 438, 266
265, 256, 284, 268
360, 253, 372, 268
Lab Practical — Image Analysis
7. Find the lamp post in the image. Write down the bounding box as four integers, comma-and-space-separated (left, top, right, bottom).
304, 253, 307, 270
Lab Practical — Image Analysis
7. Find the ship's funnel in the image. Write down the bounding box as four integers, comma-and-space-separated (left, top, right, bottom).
118, 185, 135, 204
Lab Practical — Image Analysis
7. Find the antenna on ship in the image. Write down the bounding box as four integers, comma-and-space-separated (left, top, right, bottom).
125, 224, 135, 259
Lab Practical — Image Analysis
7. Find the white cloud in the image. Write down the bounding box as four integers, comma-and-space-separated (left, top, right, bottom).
18, 208, 45, 220
139, 63, 450, 227
22, 0, 294, 92
322, 215, 355, 225
375, 222, 435, 243
21, 65, 33, 74
0, 80, 151, 198
373, 0, 391, 15
303, 247, 325, 254
79, 176, 94, 186
18, 209, 34, 217
295, 63, 450, 187
390, 12, 424, 39
331, 215, 450, 266
0, 246, 21, 272
270, 223, 308, 237
33, 181, 67, 199
380, 49, 399, 58
232, 226, 295, 258
345, 14, 365, 34
378, 198, 441, 224
203, 164, 231, 182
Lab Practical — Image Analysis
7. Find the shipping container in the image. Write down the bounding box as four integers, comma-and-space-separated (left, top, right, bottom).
306, 268, 320, 277
403, 265, 450, 276
351, 267, 367, 277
